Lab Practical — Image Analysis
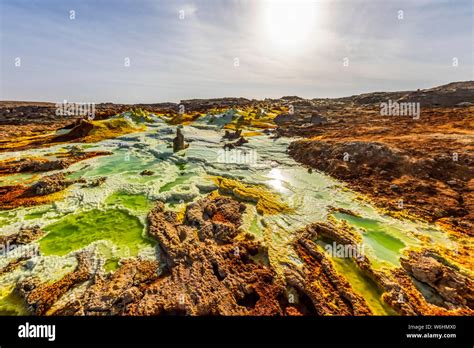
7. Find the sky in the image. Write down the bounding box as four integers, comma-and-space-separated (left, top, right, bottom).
0, 0, 472, 103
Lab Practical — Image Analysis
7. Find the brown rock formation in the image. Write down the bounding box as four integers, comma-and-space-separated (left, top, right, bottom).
134, 196, 285, 315
51, 119, 95, 142
16, 252, 93, 315
0, 173, 81, 209
172, 128, 189, 152
29, 173, 74, 195
184, 196, 246, 243
0, 151, 110, 176
223, 129, 242, 140
288, 133, 473, 235
52, 259, 159, 316
291, 220, 474, 316
0, 157, 68, 175
139, 170, 154, 176
355, 253, 474, 316
303, 221, 361, 246
400, 250, 474, 309
12, 196, 473, 317
223, 136, 249, 150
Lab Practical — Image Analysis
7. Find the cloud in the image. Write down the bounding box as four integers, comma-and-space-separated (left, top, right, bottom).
1, 0, 472, 102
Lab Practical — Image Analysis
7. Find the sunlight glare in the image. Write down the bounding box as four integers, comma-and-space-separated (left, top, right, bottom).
262, 0, 318, 50
267, 168, 287, 193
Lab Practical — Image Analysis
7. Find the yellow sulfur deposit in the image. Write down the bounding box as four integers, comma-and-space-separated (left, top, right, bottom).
212, 177, 292, 215
84, 118, 144, 143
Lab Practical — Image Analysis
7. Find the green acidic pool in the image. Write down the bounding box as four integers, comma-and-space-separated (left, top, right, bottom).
39, 209, 154, 256
333, 213, 405, 266
331, 257, 398, 315
316, 239, 397, 315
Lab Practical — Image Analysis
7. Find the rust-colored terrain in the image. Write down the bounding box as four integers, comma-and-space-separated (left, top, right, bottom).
282, 82, 474, 236
17, 195, 375, 316
0, 82, 473, 317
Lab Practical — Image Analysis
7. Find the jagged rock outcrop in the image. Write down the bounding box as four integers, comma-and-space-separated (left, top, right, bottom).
274, 113, 296, 125
400, 250, 474, 309
289, 141, 409, 180
52, 259, 159, 316
223, 129, 242, 140
354, 252, 474, 316
212, 177, 291, 215
292, 221, 474, 316
16, 252, 94, 315
139, 170, 154, 176
85, 176, 107, 187
223, 136, 249, 150
288, 138, 473, 234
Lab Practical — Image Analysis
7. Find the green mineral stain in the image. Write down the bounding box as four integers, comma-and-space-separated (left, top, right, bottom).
0, 218, 9, 228
24, 207, 51, 220
0, 211, 15, 227
249, 215, 262, 237
333, 212, 381, 231
105, 191, 154, 211
95, 243, 124, 273
40, 209, 154, 256
159, 173, 194, 192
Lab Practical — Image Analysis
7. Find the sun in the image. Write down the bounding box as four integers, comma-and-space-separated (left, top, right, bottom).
261, 0, 318, 51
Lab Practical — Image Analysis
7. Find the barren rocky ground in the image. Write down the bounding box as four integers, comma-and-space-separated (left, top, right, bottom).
286, 110, 473, 236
